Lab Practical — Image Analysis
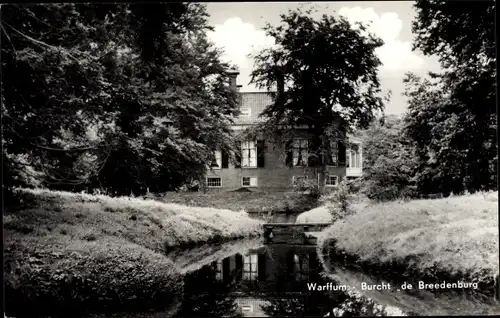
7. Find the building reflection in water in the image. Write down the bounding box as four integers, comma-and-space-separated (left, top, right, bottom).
205, 245, 342, 317
179, 245, 398, 317
211, 245, 320, 292
244, 254, 258, 281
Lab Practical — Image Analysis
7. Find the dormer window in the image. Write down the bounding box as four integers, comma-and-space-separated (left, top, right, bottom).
239, 107, 251, 118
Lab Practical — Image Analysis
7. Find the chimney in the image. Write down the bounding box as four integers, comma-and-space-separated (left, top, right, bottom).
228, 71, 241, 91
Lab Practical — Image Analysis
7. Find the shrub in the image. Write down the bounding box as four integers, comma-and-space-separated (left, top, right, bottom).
292, 177, 321, 200
358, 176, 419, 202
345, 177, 362, 194
4, 241, 183, 318
285, 193, 319, 214
319, 180, 355, 222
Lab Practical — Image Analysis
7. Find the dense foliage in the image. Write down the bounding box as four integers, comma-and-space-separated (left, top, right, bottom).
358, 115, 418, 201
404, 0, 496, 195
4, 241, 182, 317
319, 179, 356, 221
2, 3, 239, 200
357, 1, 495, 200
247, 8, 387, 192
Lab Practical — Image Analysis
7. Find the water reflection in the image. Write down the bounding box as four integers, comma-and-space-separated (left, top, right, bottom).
174, 263, 241, 317
175, 244, 395, 317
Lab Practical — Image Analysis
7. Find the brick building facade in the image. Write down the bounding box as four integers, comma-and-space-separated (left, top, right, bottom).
205, 72, 362, 191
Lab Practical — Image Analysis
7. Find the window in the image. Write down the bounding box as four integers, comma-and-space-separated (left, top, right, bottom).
243, 254, 258, 281
210, 150, 222, 169
348, 144, 361, 168
325, 175, 338, 187
207, 177, 222, 188
242, 176, 258, 187
293, 176, 308, 187
241, 305, 253, 313
242, 141, 257, 168
213, 260, 223, 280
292, 139, 309, 166
327, 141, 338, 166
239, 107, 251, 118
294, 254, 310, 280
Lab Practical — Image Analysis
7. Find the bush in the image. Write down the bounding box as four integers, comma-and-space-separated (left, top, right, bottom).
319, 180, 355, 222
287, 177, 321, 214
285, 192, 319, 214
360, 177, 419, 202
345, 177, 362, 194
4, 241, 183, 318
292, 177, 321, 200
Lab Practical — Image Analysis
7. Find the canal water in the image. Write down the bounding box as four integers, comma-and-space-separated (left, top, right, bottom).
170, 243, 402, 317
167, 237, 500, 317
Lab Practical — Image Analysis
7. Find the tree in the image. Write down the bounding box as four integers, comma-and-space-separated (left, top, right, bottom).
247, 8, 387, 193
2, 3, 240, 200
405, 0, 496, 194
88, 3, 240, 195
2, 4, 121, 200
359, 115, 418, 201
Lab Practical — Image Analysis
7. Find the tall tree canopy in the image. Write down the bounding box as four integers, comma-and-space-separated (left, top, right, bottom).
248, 8, 388, 191
404, 0, 496, 194
2, 3, 239, 199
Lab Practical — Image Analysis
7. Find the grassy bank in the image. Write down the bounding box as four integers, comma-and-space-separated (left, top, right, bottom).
296, 195, 370, 224
318, 191, 499, 298
4, 188, 263, 317
320, 258, 499, 315
158, 190, 318, 214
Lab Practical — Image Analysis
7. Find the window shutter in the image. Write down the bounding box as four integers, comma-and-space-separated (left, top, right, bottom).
221, 150, 229, 168
222, 257, 231, 283
258, 253, 267, 281
309, 252, 318, 274
285, 140, 293, 167
286, 251, 295, 272
337, 140, 346, 166
257, 140, 265, 167
235, 254, 243, 280
234, 147, 242, 168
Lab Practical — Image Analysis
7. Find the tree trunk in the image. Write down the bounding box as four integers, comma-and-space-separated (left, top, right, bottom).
318, 164, 327, 195
318, 134, 327, 194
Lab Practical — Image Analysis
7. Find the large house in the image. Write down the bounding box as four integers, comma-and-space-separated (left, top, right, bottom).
205, 72, 363, 191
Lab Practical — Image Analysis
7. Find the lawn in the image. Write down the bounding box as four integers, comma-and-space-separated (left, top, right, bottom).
157, 189, 319, 214
4, 188, 263, 317
317, 191, 499, 296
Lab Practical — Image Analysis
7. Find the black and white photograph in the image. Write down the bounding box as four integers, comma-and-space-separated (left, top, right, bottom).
2, 1, 498, 317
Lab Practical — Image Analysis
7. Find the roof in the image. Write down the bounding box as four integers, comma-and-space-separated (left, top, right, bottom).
233, 91, 360, 141
234, 92, 274, 124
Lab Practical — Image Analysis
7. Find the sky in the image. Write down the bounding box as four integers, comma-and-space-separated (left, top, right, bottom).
205, 1, 441, 115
